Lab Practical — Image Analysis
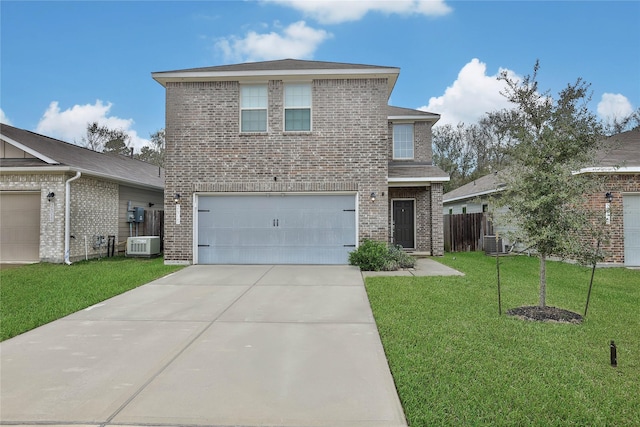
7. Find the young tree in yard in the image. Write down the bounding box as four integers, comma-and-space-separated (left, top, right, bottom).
495, 61, 605, 308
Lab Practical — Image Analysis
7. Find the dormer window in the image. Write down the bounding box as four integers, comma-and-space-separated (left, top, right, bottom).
240, 85, 267, 132
393, 123, 414, 160
284, 83, 311, 131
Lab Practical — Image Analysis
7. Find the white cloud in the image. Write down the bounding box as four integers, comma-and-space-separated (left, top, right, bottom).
0, 108, 12, 125
419, 58, 519, 126
597, 93, 634, 122
266, 0, 452, 24
35, 100, 149, 151
215, 21, 332, 62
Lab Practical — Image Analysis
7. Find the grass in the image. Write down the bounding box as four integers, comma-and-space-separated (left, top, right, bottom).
0, 256, 183, 341
365, 252, 640, 426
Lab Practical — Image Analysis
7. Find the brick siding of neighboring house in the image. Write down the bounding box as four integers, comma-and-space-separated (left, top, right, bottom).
591, 174, 640, 264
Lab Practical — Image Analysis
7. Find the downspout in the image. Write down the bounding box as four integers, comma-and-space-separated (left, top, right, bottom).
64, 171, 81, 265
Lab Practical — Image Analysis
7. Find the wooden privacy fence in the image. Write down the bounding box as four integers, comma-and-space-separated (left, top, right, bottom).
143, 210, 164, 250
444, 212, 494, 252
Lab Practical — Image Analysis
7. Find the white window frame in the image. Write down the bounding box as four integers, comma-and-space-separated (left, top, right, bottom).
240, 84, 268, 133
393, 123, 414, 160
284, 83, 312, 132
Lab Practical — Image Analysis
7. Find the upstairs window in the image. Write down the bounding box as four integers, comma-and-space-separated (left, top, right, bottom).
393, 123, 414, 159
284, 83, 311, 131
240, 85, 267, 132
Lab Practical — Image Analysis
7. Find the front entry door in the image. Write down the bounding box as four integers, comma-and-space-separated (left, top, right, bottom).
393, 200, 415, 249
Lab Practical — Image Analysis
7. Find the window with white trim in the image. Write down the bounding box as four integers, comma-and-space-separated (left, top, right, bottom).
240, 85, 267, 132
393, 123, 414, 159
284, 83, 311, 131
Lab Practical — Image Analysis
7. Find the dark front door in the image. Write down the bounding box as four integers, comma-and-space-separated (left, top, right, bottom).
393, 200, 415, 249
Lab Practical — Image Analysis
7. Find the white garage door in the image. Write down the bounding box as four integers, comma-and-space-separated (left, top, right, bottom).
623, 194, 640, 267
197, 194, 356, 264
0, 192, 41, 263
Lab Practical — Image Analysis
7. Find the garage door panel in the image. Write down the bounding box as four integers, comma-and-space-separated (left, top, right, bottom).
197, 194, 356, 264
0, 192, 41, 262
623, 194, 640, 267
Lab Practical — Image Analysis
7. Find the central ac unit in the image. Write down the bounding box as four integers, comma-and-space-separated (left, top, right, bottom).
126, 236, 161, 257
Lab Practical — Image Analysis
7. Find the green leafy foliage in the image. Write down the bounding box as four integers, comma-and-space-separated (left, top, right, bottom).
349, 239, 416, 271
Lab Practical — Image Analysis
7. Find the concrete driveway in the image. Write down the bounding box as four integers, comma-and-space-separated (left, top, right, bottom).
0, 265, 407, 427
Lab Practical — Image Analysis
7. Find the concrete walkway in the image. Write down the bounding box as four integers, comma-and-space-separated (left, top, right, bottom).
362, 257, 465, 277
0, 265, 407, 427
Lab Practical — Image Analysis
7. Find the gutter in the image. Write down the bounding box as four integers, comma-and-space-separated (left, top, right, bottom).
64, 171, 81, 265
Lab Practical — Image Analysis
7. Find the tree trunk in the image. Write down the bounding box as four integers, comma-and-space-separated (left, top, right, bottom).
539, 254, 547, 307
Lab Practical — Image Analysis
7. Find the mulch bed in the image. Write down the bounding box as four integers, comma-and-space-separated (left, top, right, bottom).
506, 305, 583, 324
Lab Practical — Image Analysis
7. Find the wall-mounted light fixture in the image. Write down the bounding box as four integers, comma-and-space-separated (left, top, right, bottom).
174, 193, 181, 204
605, 192, 613, 203
47, 192, 55, 202
370, 192, 376, 202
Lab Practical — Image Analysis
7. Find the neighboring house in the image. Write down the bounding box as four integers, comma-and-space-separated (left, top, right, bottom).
442, 128, 640, 266
152, 59, 449, 265
582, 128, 640, 266
0, 124, 164, 264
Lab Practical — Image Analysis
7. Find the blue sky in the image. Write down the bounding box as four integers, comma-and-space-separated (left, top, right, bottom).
1, 0, 639, 150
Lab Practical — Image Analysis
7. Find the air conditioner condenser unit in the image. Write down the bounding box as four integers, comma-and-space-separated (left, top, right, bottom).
126, 236, 161, 257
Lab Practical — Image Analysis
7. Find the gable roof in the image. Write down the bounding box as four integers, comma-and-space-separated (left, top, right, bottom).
443, 171, 506, 204
0, 124, 163, 190
387, 106, 440, 123
152, 58, 400, 98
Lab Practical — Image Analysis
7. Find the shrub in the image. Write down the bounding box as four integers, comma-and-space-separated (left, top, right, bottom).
349, 240, 416, 271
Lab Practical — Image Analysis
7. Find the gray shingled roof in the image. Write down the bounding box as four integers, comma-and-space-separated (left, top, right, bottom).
154, 58, 398, 74
443, 171, 506, 203
1, 124, 163, 190
594, 128, 640, 168
387, 105, 440, 119
388, 162, 450, 180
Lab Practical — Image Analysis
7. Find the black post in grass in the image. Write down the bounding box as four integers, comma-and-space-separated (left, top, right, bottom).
610, 340, 617, 367
584, 239, 600, 317
496, 234, 502, 316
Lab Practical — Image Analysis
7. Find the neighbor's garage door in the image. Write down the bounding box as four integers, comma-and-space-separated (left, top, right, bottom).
197, 194, 356, 264
0, 192, 41, 262
623, 194, 640, 266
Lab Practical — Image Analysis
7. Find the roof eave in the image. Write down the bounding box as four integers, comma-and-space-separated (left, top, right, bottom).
152, 67, 400, 99
443, 188, 502, 204
388, 176, 450, 187
0, 166, 164, 191
574, 166, 640, 174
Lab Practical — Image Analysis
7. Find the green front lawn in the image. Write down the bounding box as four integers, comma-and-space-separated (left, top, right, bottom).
365, 252, 640, 426
0, 257, 183, 341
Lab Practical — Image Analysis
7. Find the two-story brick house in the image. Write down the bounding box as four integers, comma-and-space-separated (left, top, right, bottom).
152, 59, 449, 265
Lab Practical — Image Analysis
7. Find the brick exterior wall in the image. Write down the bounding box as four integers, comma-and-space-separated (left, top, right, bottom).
588, 174, 640, 264
164, 78, 390, 263
1, 172, 119, 263
67, 176, 119, 262
388, 120, 433, 162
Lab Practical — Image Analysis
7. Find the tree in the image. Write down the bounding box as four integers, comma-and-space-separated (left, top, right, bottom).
81, 122, 131, 154
494, 61, 605, 308
136, 129, 165, 167
433, 111, 517, 192
601, 107, 640, 135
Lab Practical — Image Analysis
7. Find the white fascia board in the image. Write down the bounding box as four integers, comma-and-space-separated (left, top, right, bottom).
388, 177, 450, 187
573, 166, 640, 175
0, 134, 60, 164
443, 188, 502, 204
152, 67, 400, 98
388, 115, 440, 121
153, 67, 399, 82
